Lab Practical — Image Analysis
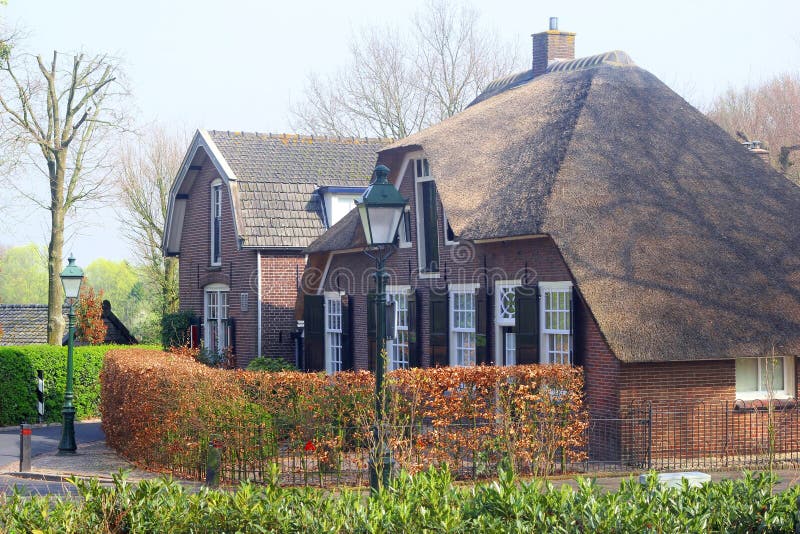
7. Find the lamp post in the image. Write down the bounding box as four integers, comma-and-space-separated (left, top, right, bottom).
356, 164, 407, 491
58, 254, 84, 454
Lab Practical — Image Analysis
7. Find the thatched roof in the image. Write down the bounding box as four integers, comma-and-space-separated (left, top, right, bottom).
307, 56, 800, 363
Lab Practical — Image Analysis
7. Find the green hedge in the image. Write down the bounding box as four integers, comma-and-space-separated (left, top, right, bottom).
0, 345, 159, 427
0, 469, 798, 532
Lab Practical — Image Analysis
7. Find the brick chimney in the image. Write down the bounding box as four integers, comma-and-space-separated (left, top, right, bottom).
531, 17, 576, 77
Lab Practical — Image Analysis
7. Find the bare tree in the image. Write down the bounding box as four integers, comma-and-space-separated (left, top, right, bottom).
0, 50, 129, 343
117, 125, 184, 316
707, 72, 800, 183
291, 0, 521, 138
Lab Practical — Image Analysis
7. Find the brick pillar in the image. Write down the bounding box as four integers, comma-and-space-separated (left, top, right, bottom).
531, 18, 576, 77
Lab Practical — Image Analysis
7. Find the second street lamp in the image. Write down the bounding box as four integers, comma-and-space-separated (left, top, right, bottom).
58, 254, 84, 454
355, 164, 408, 492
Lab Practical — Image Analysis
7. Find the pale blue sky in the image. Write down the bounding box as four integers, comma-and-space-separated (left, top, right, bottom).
2, 0, 799, 264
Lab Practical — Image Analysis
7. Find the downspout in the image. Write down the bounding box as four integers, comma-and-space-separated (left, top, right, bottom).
257, 251, 262, 358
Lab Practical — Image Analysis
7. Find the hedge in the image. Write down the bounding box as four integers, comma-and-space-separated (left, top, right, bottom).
101, 348, 587, 483
1, 469, 798, 532
0, 345, 159, 427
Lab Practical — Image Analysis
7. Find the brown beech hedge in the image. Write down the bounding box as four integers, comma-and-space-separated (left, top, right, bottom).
100, 348, 587, 483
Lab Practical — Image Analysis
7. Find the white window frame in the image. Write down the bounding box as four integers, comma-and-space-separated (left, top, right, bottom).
495, 280, 521, 366
414, 158, 440, 279
324, 291, 343, 374
210, 179, 223, 266
386, 285, 411, 370
204, 283, 230, 354
449, 283, 479, 367
539, 281, 573, 365
735, 356, 795, 401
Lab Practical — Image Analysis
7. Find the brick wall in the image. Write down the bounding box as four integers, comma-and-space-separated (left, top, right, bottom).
259, 253, 305, 363
531, 30, 576, 76
177, 160, 302, 368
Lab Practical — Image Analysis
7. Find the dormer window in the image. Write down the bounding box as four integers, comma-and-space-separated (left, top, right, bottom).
319, 187, 367, 228
211, 181, 222, 265
414, 159, 439, 273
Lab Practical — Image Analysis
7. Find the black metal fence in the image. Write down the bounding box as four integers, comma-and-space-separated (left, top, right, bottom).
189, 400, 800, 486
585, 400, 800, 472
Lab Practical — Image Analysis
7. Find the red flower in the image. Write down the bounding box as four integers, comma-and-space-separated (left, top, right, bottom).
304, 440, 316, 452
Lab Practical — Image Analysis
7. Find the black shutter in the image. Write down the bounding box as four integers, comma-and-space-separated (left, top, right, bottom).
571, 287, 582, 367
430, 291, 449, 367
303, 294, 325, 371
475, 286, 488, 365
515, 286, 539, 365
341, 295, 354, 370
422, 182, 440, 272
408, 290, 420, 367
367, 293, 377, 372
226, 317, 236, 355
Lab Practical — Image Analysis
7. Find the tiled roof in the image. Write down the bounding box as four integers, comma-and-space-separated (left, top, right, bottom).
0, 305, 48, 345
207, 132, 390, 249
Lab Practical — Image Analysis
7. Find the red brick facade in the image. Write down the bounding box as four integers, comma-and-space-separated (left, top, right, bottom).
306, 151, 800, 463
175, 162, 302, 368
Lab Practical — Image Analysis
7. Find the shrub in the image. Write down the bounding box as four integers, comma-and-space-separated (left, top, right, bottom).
101, 349, 586, 484
245, 357, 298, 372
75, 286, 107, 344
0, 469, 798, 532
0, 344, 154, 426
160, 311, 194, 349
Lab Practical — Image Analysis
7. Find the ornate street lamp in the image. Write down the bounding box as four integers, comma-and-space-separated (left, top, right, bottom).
355, 164, 407, 491
58, 254, 84, 454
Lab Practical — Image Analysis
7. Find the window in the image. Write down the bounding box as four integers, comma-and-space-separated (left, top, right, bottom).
736, 357, 795, 400
539, 282, 572, 365
387, 287, 410, 370
450, 284, 478, 366
204, 284, 229, 354
325, 293, 343, 374
414, 159, 439, 273
495, 280, 521, 366
397, 206, 412, 248
211, 182, 222, 265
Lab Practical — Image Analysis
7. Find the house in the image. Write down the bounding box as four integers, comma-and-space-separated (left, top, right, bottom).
163, 130, 389, 368
0, 301, 137, 346
300, 22, 800, 462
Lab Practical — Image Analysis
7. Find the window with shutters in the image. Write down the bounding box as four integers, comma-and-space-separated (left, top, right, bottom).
539, 282, 572, 364
495, 280, 521, 366
211, 181, 222, 266
325, 292, 343, 374
449, 284, 478, 366
204, 283, 229, 354
387, 286, 411, 370
735, 357, 795, 400
414, 159, 440, 275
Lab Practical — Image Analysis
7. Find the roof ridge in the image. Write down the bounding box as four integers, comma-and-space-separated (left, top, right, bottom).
206, 130, 394, 144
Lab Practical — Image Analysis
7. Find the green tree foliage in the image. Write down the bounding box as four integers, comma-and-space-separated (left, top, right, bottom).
0, 243, 47, 304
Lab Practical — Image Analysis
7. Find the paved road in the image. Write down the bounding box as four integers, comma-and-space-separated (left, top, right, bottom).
0, 421, 104, 468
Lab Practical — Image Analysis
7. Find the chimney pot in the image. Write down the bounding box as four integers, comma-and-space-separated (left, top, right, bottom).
549, 17, 558, 30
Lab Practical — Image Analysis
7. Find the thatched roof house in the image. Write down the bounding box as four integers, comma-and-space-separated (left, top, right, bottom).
307, 52, 800, 365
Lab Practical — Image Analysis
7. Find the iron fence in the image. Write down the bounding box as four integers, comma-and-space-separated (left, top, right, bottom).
178, 400, 800, 486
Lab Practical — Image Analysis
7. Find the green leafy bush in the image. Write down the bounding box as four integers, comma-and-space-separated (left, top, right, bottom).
0, 344, 158, 426
246, 356, 298, 372
0, 469, 798, 532
160, 310, 194, 349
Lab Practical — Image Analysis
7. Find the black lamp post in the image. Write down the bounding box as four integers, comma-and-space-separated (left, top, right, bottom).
58, 254, 84, 454
356, 164, 407, 491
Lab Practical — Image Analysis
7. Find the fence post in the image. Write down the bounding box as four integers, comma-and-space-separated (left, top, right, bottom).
206, 437, 222, 487
36, 370, 44, 424
19, 424, 31, 472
